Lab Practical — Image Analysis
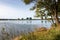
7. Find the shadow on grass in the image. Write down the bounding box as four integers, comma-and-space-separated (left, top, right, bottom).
54, 34, 60, 40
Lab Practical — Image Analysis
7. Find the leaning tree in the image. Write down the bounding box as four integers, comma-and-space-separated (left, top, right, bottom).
23, 0, 60, 26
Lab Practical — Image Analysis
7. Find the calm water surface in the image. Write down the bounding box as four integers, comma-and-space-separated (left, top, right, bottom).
0, 20, 53, 37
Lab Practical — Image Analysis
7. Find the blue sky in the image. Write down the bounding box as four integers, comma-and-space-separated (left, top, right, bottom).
0, 0, 35, 19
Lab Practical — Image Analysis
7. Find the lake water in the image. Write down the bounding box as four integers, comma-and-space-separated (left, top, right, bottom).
0, 20, 53, 39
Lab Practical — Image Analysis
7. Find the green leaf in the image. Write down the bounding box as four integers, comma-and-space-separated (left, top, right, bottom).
23, 0, 33, 4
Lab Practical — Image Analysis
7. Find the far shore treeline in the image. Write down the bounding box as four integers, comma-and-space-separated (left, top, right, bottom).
0, 18, 60, 20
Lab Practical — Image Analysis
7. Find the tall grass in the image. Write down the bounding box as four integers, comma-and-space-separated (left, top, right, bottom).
0, 25, 60, 40
13, 26, 60, 40
0, 27, 21, 40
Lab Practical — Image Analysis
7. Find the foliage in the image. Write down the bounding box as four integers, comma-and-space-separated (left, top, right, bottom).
13, 26, 60, 40
23, 0, 60, 25
23, 0, 58, 17
23, 0, 34, 4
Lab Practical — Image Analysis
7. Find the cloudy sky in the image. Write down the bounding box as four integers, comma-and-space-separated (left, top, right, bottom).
0, 0, 35, 19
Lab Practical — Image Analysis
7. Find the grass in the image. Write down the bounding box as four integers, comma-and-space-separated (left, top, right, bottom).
13, 24, 60, 40
0, 27, 19, 40
0, 23, 60, 40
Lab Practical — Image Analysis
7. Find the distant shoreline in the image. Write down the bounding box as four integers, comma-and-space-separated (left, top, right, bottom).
0, 18, 60, 20
0, 19, 51, 20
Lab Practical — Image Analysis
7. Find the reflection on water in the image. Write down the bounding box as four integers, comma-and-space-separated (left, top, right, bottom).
0, 20, 52, 40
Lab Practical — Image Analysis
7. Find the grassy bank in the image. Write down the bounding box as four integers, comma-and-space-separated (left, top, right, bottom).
13, 25, 60, 40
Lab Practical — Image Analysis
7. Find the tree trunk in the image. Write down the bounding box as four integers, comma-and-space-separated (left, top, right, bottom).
54, 9, 59, 25
51, 15, 55, 24
55, 12, 59, 24
53, 1, 59, 26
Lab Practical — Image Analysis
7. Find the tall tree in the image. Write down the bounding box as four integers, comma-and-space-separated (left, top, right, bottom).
23, 0, 60, 25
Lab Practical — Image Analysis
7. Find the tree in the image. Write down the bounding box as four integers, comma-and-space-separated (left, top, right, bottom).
29, 17, 32, 20
18, 18, 20, 20
26, 17, 29, 20
58, 0, 60, 15
21, 18, 24, 20
23, 0, 60, 26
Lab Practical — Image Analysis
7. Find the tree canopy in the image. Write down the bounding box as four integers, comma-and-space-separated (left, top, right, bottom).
23, 0, 60, 25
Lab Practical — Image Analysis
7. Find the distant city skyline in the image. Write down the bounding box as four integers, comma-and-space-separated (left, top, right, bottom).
0, 0, 36, 19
